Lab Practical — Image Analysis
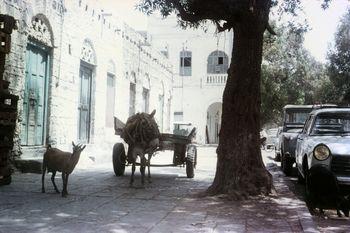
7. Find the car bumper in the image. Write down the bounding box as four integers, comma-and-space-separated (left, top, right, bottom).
336, 176, 350, 185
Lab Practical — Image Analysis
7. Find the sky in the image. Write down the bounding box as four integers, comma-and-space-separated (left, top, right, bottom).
104, 0, 350, 63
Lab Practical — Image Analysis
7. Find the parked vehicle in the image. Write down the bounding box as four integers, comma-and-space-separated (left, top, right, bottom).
265, 128, 279, 151
277, 105, 315, 175
295, 108, 350, 188
173, 121, 194, 137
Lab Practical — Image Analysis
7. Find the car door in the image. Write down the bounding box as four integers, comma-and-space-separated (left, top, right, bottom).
296, 115, 313, 167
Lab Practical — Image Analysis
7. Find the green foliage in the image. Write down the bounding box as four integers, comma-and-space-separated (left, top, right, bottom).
327, 9, 350, 103
261, 22, 329, 126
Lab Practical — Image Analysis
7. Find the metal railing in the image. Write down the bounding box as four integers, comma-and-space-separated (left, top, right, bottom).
205, 74, 227, 85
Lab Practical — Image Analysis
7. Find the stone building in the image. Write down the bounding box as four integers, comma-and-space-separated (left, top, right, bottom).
0, 0, 173, 162
148, 15, 233, 144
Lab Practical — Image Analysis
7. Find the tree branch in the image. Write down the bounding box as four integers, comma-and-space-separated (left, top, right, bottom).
166, 0, 201, 23
266, 22, 277, 35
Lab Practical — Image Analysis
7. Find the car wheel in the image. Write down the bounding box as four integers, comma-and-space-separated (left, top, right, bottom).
112, 143, 126, 176
282, 154, 293, 176
305, 169, 312, 202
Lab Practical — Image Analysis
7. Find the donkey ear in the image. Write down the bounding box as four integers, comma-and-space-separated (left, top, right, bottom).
150, 109, 156, 118
72, 141, 75, 147
81, 145, 86, 151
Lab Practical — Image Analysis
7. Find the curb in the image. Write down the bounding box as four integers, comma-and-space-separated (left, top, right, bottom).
267, 163, 320, 233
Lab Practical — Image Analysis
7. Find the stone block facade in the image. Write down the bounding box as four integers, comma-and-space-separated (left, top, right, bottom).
0, 0, 173, 161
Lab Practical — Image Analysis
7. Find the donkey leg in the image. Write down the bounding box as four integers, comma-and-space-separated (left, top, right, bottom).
147, 154, 152, 183
51, 171, 60, 193
140, 157, 146, 185
42, 165, 46, 193
130, 162, 136, 186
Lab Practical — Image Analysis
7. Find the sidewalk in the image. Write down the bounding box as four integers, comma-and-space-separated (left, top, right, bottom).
0, 147, 318, 232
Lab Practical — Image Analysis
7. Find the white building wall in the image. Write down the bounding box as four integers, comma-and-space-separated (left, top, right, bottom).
1, 0, 173, 160
148, 15, 232, 143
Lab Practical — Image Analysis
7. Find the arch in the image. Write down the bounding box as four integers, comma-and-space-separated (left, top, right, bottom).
28, 14, 54, 47
207, 50, 229, 74
206, 102, 222, 144
80, 39, 97, 65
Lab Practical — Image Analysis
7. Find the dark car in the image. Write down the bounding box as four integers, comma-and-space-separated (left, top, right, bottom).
277, 105, 315, 175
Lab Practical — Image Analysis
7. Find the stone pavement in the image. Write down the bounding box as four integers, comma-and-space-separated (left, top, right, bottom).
0, 147, 318, 233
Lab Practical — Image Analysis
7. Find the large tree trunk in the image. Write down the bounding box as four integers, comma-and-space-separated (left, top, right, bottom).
208, 13, 273, 198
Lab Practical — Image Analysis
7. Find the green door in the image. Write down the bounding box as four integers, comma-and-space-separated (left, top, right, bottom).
78, 65, 92, 143
21, 44, 49, 146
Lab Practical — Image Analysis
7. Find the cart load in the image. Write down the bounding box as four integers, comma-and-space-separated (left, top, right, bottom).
112, 110, 197, 181
121, 110, 160, 149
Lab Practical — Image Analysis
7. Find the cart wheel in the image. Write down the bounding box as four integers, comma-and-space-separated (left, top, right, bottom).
112, 143, 126, 176
186, 145, 196, 178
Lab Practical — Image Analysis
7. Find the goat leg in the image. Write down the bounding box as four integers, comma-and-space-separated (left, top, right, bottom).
61, 173, 69, 197
41, 165, 46, 193
51, 171, 60, 193
130, 162, 136, 186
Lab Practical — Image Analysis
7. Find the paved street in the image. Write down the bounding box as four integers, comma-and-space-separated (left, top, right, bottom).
0, 146, 333, 233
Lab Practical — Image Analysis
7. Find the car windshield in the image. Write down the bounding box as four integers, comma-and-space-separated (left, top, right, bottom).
284, 111, 310, 124
311, 113, 350, 135
286, 128, 303, 133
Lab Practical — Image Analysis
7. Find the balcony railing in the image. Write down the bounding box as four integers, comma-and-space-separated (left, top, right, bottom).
205, 74, 227, 85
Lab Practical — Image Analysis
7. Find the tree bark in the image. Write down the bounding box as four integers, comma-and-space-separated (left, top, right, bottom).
208, 13, 273, 198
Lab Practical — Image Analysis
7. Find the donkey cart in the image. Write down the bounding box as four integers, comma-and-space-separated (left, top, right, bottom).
112, 113, 197, 180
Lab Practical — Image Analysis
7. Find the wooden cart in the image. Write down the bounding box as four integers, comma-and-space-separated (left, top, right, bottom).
112, 117, 197, 178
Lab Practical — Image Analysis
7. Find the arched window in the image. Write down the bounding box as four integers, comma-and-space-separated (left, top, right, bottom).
179, 50, 192, 76
207, 50, 228, 74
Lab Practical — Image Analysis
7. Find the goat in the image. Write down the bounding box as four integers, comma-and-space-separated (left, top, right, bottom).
41, 142, 86, 197
307, 165, 350, 217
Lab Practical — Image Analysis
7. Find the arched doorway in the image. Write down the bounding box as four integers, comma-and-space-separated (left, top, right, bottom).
206, 102, 222, 144
21, 14, 54, 146
78, 39, 96, 143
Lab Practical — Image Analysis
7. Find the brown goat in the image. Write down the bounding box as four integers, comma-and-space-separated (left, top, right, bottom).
41, 142, 86, 197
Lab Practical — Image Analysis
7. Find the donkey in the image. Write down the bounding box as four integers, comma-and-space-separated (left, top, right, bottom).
123, 110, 160, 186
129, 138, 159, 186
42, 142, 86, 197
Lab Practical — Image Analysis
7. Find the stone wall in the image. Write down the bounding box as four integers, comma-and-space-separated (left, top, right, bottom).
0, 0, 173, 162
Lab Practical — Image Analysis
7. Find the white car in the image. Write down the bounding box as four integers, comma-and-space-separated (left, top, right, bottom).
295, 108, 350, 185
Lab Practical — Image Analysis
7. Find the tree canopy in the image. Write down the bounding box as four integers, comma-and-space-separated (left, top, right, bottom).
327, 8, 350, 103
260, 22, 330, 126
